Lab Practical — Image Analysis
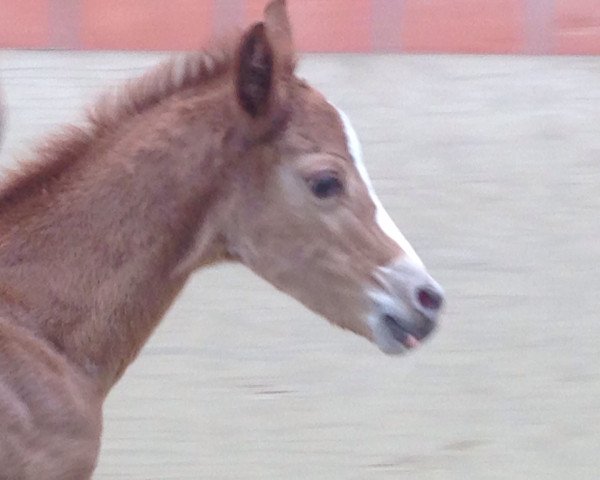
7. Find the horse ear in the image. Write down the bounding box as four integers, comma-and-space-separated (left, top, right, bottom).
236, 22, 274, 118
0, 91, 4, 148
264, 0, 295, 72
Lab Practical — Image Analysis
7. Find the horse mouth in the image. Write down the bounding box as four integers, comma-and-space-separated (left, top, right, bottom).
382, 314, 431, 349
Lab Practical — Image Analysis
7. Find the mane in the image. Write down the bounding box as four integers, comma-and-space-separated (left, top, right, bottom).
0, 37, 238, 207
89, 38, 236, 133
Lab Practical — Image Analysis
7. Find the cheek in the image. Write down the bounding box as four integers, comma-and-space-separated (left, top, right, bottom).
284, 242, 325, 266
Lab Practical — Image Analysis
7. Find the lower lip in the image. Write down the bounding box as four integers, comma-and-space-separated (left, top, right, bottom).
382, 315, 421, 349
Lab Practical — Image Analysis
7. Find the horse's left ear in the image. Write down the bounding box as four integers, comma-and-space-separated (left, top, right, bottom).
235, 0, 295, 120
264, 0, 295, 74
236, 22, 274, 118
0, 90, 5, 148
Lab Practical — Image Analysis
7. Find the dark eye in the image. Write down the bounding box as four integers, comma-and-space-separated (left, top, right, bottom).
309, 172, 344, 199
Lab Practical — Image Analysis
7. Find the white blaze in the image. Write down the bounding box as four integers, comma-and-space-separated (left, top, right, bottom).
333, 106, 424, 267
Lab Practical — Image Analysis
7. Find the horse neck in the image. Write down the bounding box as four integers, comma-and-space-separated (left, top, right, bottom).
0, 93, 234, 392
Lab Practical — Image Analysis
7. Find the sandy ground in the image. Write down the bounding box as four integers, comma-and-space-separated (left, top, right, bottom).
1, 50, 599, 480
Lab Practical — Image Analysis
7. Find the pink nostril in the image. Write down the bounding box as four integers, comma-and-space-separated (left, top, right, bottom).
417, 287, 443, 312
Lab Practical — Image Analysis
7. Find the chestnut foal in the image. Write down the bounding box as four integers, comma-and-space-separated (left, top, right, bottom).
0, 1, 444, 478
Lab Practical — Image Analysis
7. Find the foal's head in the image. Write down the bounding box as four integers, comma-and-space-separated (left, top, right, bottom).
216, 1, 444, 354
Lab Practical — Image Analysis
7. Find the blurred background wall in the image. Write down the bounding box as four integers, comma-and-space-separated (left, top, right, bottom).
0, 0, 599, 54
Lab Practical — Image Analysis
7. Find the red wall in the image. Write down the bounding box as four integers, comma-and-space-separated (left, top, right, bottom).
0, 0, 599, 54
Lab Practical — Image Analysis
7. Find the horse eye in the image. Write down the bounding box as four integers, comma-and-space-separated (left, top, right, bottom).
309, 173, 344, 199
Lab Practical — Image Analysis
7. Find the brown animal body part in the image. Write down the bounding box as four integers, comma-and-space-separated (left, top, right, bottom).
0, 1, 444, 477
